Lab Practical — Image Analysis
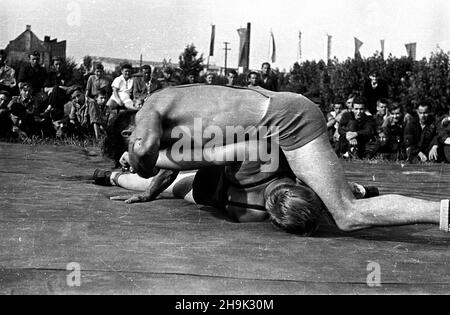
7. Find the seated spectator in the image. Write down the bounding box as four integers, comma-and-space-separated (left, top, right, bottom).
362, 69, 389, 115
85, 63, 111, 100
133, 65, 161, 99
336, 97, 378, 159
17, 51, 47, 98
0, 49, 17, 95
226, 69, 238, 86
184, 71, 197, 85
9, 82, 55, 137
59, 87, 90, 138
88, 88, 110, 140
3, 102, 38, 140
259, 62, 278, 91
204, 72, 215, 85
0, 90, 11, 114
373, 98, 390, 146
247, 71, 259, 88
43, 57, 71, 121
326, 101, 344, 145
379, 102, 406, 160
106, 63, 135, 111
429, 107, 450, 163
404, 100, 437, 163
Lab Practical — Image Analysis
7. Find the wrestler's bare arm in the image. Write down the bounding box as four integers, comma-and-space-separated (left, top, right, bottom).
129, 110, 162, 179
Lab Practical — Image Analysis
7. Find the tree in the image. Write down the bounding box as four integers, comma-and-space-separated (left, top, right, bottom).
179, 44, 204, 77
82, 55, 93, 72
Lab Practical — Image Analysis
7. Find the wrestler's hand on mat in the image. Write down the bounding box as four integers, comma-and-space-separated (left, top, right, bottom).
110, 194, 152, 204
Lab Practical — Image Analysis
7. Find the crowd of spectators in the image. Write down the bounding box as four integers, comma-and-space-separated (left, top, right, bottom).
0, 48, 448, 163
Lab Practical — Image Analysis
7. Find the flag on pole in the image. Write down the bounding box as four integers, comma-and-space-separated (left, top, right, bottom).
237, 23, 251, 70
380, 39, 385, 58
270, 31, 276, 63
354, 37, 364, 58
405, 42, 417, 60
209, 25, 216, 57
327, 34, 332, 60
298, 31, 302, 62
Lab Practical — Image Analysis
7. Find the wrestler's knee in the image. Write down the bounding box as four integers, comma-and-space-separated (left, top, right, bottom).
327, 199, 363, 232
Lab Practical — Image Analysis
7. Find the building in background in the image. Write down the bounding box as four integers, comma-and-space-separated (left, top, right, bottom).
4, 25, 66, 68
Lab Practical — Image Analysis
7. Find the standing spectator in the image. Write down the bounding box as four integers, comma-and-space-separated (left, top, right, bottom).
336, 97, 378, 159
259, 62, 278, 91
0, 90, 11, 114
362, 70, 389, 115
106, 64, 135, 111
133, 65, 161, 99
404, 100, 437, 163
247, 71, 259, 88
17, 51, 47, 97
0, 50, 17, 95
373, 98, 390, 144
204, 72, 215, 85
85, 63, 111, 100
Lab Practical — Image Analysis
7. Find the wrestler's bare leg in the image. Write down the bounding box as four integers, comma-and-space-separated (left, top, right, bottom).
282, 132, 440, 231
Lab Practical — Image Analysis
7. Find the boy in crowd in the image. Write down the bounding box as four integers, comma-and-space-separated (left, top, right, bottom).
326, 101, 344, 146
85, 63, 111, 100
0, 90, 11, 114
106, 63, 136, 111
88, 88, 110, 140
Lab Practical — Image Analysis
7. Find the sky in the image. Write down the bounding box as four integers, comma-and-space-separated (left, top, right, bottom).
1, 0, 449, 71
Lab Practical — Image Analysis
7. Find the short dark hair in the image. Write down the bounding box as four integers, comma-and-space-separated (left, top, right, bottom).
0, 49, 6, 58
389, 102, 403, 113
121, 63, 132, 70
102, 110, 136, 167
142, 65, 152, 71
247, 71, 259, 80
228, 69, 237, 76
95, 63, 104, 71
417, 98, 432, 109
261, 62, 271, 69
352, 96, 367, 107
265, 183, 322, 236
52, 56, 63, 63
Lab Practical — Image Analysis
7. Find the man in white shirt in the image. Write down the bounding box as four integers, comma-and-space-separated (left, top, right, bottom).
106, 63, 136, 110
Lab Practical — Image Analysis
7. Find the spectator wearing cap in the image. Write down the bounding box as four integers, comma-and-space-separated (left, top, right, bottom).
259, 62, 278, 91
362, 70, 389, 115
133, 65, 161, 100
0, 90, 11, 114
85, 63, 111, 100
17, 51, 47, 96
0, 50, 17, 95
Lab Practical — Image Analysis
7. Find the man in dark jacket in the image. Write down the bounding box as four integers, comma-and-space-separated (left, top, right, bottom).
259, 62, 278, 92
404, 100, 437, 163
362, 70, 389, 115
336, 97, 378, 159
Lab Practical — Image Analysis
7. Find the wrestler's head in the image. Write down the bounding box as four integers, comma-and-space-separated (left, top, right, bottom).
102, 110, 136, 167
264, 178, 322, 236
